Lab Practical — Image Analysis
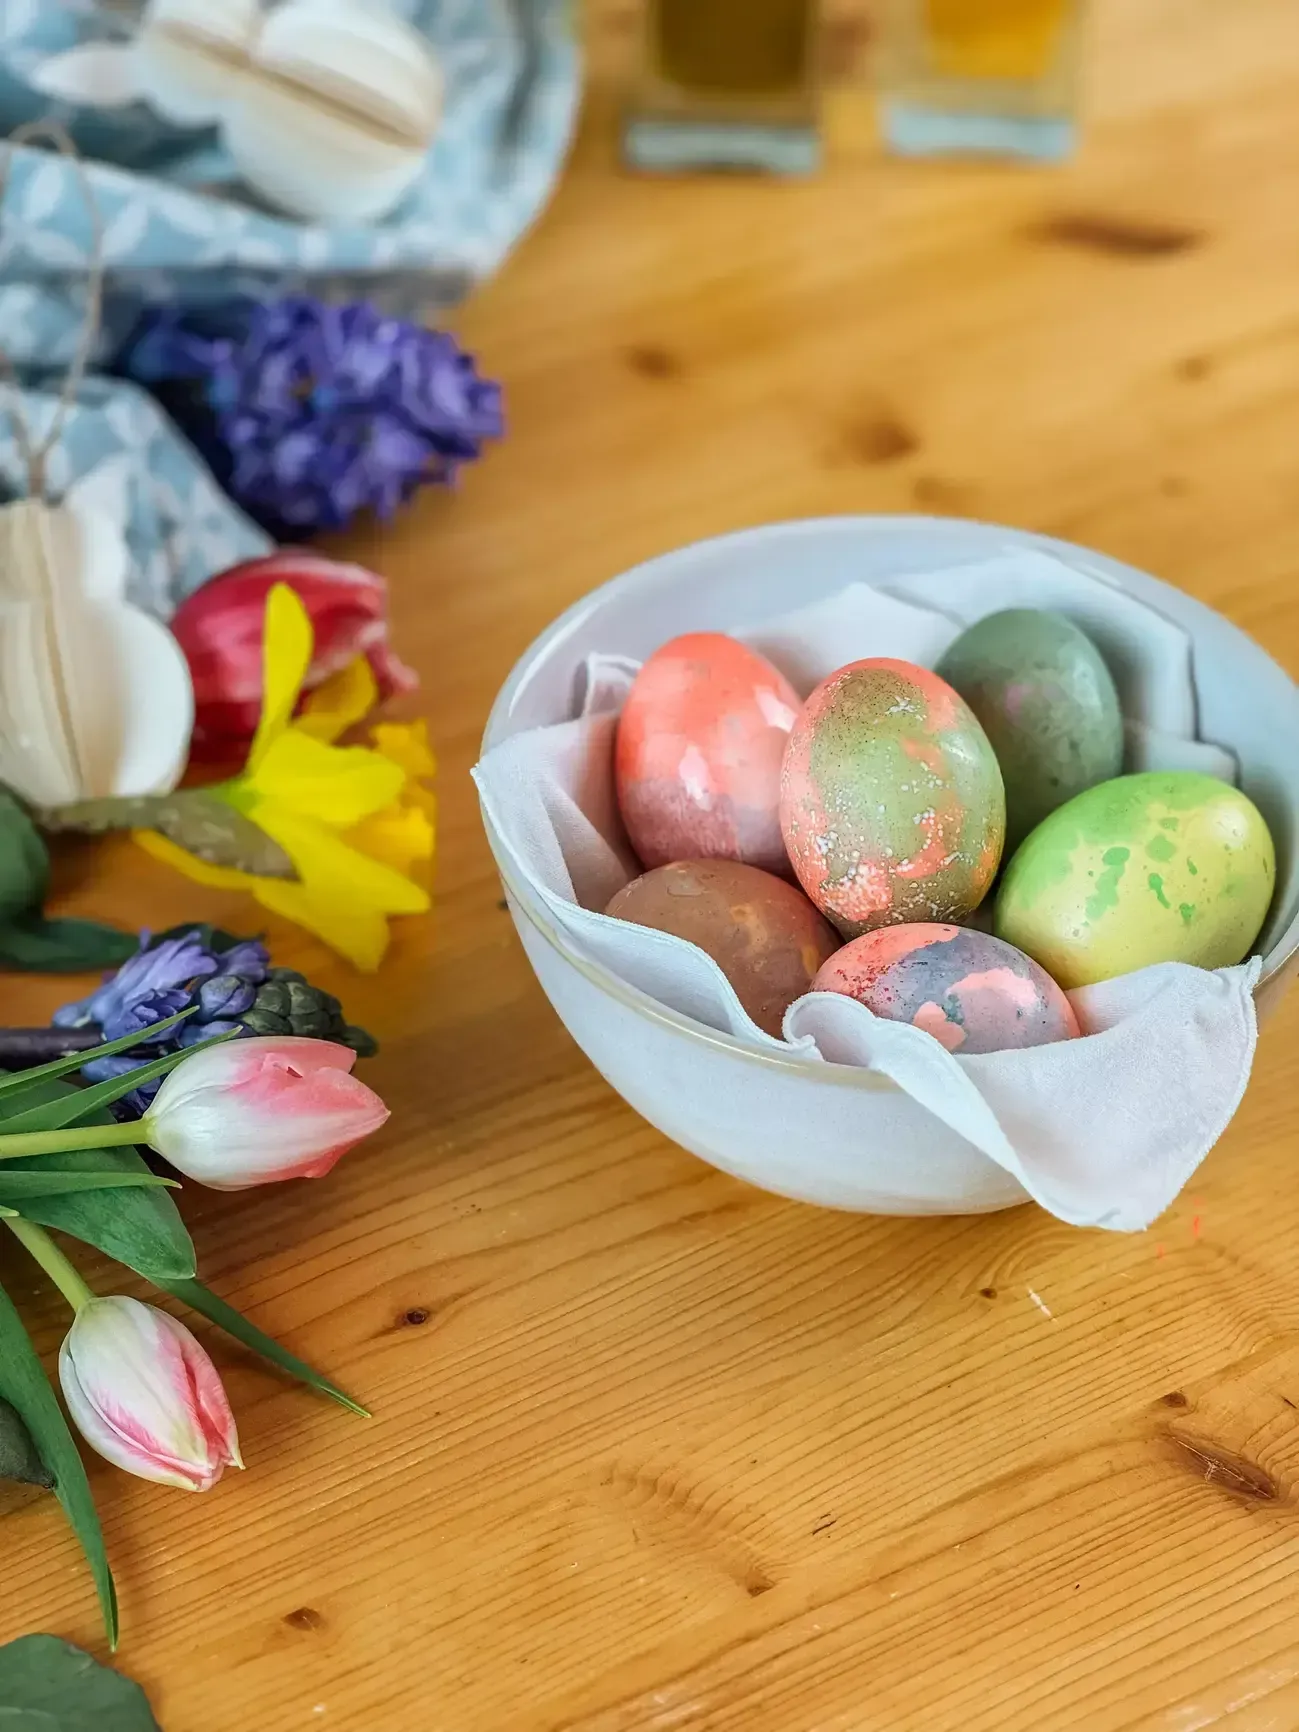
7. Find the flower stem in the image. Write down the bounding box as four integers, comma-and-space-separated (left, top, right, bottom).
5, 1217, 96, 1312
0, 1122, 145, 1161
0, 1027, 106, 1067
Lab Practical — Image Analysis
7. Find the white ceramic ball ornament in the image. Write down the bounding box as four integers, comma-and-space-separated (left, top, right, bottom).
32, 0, 444, 226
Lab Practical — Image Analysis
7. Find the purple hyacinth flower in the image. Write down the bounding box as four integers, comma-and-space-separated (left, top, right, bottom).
54, 934, 220, 1040
178, 1017, 243, 1047
217, 940, 270, 985
79, 1052, 157, 1118
49, 927, 374, 1116
54, 929, 273, 1112
197, 975, 258, 1021
118, 296, 504, 540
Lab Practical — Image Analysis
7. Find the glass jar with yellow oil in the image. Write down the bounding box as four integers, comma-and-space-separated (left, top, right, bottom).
879, 0, 1086, 160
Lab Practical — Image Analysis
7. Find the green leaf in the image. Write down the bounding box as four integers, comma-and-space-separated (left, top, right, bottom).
0, 1396, 52, 1489
0, 794, 136, 973
3, 1081, 194, 1282
0, 1637, 158, 1728
0, 791, 50, 926
0, 1282, 116, 1645
0, 1012, 193, 1105
156, 1278, 369, 1417
0, 917, 138, 974
0, 1172, 177, 1200
0, 1032, 234, 1134
11, 1154, 195, 1281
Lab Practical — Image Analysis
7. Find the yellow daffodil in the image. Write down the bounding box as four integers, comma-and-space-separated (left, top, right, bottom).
136, 584, 434, 970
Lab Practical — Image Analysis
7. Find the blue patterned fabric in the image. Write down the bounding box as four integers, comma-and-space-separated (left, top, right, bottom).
0, 0, 579, 613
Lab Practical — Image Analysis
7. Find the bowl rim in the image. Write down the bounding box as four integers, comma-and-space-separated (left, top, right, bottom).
481, 514, 1299, 1074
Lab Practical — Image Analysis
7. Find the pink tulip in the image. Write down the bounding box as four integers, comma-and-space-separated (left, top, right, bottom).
59, 1297, 241, 1492
144, 1037, 390, 1190
171, 551, 418, 763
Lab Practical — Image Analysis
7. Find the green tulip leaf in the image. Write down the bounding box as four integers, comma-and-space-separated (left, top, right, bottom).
0, 1171, 177, 1200
8, 1151, 195, 1281
3, 1081, 194, 1282
0, 917, 138, 974
156, 1278, 369, 1417
0, 1396, 52, 1489
0, 792, 136, 973
0, 1283, 116, 1645
0, 1637, 158, 1728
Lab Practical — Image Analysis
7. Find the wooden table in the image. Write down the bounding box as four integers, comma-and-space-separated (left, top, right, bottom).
6, 1, 1299, 1725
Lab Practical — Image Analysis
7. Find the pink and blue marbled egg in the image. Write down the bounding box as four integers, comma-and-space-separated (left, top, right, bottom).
812, 923, 1079, 1053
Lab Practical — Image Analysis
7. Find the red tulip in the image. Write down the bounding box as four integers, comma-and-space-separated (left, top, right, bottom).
171, 552, 417, 762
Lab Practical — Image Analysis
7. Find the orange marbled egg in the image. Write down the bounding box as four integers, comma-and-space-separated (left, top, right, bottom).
616, 633, 801, 874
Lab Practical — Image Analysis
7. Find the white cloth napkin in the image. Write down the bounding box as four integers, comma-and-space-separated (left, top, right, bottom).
474, 551, 1258, 1231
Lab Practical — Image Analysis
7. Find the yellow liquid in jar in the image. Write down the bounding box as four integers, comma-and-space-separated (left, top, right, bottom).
923, 0, 1069, 82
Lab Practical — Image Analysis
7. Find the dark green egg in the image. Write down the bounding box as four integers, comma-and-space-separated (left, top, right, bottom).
936, 609, 1123, 852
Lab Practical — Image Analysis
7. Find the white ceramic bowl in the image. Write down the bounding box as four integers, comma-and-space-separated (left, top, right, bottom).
480, 518, 1299, 1215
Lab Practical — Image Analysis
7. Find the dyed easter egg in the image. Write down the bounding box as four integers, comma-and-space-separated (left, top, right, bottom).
606, 859, 839, 1036
616, 633, 801, 874
780, 658, 1005, 938
812, 924, 1079, 1053
994, 771, 1276, 988
936, 609, 1124, 852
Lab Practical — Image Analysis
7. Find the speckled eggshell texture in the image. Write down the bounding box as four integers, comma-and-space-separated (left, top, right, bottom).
812, 923, 1080, 1053
995, 770, 1277, 988
936, 608, 1124, 852
606, 859, 840, 1037
780, 658, 1006, 938
615, 633, 801, 875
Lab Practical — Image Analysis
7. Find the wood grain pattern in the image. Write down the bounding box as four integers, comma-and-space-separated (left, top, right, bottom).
5, 1, 1299, 1725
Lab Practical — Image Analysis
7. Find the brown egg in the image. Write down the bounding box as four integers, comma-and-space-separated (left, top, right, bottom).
606, 859, 839, 1037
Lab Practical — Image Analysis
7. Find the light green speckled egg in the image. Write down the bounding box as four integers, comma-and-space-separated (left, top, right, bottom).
994, 771, 1275, 989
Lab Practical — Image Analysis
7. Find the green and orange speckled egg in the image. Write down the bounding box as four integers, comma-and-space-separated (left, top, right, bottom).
779, 658, 1006, 938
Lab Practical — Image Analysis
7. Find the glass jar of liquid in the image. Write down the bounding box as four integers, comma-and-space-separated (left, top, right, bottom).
623, 0, 822, 176
879, 0, 1086, 161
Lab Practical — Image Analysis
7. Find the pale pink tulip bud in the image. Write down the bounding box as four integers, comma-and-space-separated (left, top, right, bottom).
59, 1297, 241, 1492
144, 1037, 389, 1190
